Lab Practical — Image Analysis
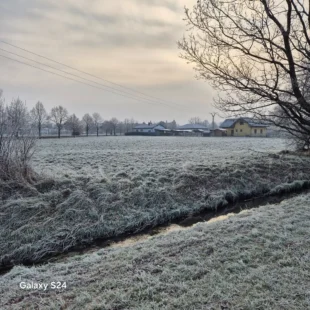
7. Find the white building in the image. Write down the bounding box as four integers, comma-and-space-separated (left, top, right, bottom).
134, 122, 166, 133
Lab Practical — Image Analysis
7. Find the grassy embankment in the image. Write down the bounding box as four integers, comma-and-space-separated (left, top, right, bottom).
1, 193, 310, 309
1, 153, 310, 268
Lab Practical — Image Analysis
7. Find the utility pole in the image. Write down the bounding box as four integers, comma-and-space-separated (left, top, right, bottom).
210, 113, 217, 136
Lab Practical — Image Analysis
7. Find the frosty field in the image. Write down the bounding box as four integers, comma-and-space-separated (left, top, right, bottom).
2, 136, 310, 268
33, 136, 287, 179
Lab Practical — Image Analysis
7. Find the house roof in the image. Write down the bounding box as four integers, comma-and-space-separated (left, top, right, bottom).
177, 124, 209, 130
220, 118, 268, 128
134, 123, 165, 129
220, 119, 236, 128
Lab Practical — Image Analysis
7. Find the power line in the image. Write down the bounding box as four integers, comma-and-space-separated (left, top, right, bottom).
0, 40, 187, 109
0, 47, 181, 109
0, 53, 177, 108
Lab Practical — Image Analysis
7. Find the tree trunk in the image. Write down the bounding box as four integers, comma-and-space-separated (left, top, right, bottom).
97, 127, 99, 137
38, 123, 41, 138
58, 126, 61, 138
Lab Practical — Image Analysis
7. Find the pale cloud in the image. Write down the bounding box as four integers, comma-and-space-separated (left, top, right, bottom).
0, 0, 218, 124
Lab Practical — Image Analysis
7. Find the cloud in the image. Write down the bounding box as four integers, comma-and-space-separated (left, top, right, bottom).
0, 0, 55, 19
0, 0, 215, 123
134, 0, 182, 12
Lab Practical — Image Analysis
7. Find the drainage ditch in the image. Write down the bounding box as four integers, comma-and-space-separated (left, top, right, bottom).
1, 187, 309, 276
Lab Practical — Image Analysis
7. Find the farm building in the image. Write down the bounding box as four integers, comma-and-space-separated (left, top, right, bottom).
177, 124, 209, 131
220, 118, 268, 137
176, 124, 210, 136
210, 128, 227, 137
134, 122, 166, 133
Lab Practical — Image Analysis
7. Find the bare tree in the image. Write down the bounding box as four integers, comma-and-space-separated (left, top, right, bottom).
202, 120, 210, 128
93, 112, 103, 137
118, 121, 125, 135
110, 117, 119, 136
6, 98, 29, 137
31, 101, 47, 138
50, 106, 68, 138
102, 120, 112, 136
82, 113, 93, 137
124, 118, 131, 133
273, 104, 310, 149
188, 117, 202, 125
129, 118, 137, 132
0, 91, 37, 182
165, 120, 177, 130
170, 120, 177, 130
65, 114, 83, 136
179, 0, 310, 148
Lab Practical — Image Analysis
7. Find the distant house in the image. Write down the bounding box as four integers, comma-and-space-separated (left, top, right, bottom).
134, 122, 166, 133
220, 118, 268, 137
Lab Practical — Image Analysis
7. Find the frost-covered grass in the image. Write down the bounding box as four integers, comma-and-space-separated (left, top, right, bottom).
2, 136, 310, 267
1, 193, 310, 310
33, 136, 286, 178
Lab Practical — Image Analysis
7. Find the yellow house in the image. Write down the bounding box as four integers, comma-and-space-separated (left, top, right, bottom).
220, 118, 268, 137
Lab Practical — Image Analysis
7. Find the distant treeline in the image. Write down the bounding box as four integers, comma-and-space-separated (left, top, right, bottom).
0, 90, 219, 138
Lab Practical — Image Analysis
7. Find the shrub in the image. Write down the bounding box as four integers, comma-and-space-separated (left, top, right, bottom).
0, 95, 37, 183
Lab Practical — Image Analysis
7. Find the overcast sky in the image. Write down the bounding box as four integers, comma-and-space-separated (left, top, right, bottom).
0, 0, 219, 124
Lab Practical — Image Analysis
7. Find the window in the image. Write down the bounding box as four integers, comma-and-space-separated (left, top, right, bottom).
240, 121, 244, 125
254, 129, 257, 134
260, 129, 263, 134
240, 129, 243, 132
236, 129, 238, 132
148, 130, 151, 132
